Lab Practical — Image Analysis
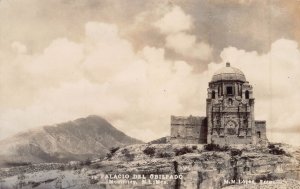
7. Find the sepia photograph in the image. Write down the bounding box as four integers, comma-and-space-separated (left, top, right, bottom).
0, 0, 300, 188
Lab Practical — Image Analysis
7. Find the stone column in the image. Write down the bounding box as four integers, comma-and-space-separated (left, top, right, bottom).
250, 98, 256, 144
206, 98, 212, 143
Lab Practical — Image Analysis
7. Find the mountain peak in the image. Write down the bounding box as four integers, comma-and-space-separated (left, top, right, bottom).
0, 115, 143, 167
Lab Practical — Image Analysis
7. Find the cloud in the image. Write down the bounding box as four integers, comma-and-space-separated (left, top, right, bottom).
153, 6, 193, 34
1, 18, 300, 145
83, 22, 136, 82
154, 5, 212, 61
0, 1, 300, 146
11, 41, 27, 54
166, 32, 212, 60
0, 21, 203, 142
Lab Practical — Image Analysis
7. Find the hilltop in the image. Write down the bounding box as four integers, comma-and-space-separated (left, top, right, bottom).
0, 143, 299, 188
0, 115, 142, 167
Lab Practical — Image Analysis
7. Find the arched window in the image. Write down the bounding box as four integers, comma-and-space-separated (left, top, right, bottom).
212, 91, 215, 99
245, 90, 249, 99
226, 86, 233, 95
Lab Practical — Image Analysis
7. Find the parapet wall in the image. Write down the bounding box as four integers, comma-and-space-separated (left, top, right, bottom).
170, 116, 207, 144
255, 120, 268, 144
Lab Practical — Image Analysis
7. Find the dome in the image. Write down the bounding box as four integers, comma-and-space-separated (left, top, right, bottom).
211, 62, 246, 82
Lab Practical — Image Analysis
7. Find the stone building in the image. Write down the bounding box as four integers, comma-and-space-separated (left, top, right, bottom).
170, 63, 267, 145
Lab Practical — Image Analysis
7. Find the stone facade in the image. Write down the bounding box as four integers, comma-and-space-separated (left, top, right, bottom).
170, 63, 267, 145
170, 116, 207, 144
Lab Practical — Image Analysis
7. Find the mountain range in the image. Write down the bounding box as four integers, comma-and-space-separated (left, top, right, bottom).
0, 115, 142, 167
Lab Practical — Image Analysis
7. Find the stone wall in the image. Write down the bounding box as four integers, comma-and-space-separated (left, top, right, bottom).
170, 116, 207, 144
255, 120, 267, 144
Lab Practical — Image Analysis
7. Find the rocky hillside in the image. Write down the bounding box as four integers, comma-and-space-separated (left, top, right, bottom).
0, 143, 299, 189
0, 115, 142, 167
92, 143, 300, 188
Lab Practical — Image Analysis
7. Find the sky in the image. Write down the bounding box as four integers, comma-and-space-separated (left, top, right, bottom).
0, 0, 300, 145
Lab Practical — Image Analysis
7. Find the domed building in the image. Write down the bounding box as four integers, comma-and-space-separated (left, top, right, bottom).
170, 62, 267, 145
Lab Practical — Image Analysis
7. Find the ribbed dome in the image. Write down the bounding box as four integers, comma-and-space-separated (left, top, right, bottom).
211, 63, 246, 82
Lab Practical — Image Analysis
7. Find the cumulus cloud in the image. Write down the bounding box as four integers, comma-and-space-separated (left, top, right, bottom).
11, 41, 27, 54
1, 2, 300, 146
166, 32, 212, 60
0, 21, 204, 142
154, 6, 212, 61
1, 18, 300, 145
83, 22, 136, 82
153, 5, 193, 34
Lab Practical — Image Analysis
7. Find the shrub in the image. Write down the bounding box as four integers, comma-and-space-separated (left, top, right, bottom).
192, 145, 198, 150
121, 148, 129, 154
174, 146, 193, 156
106, 146, 120, 160
216, 162, 225, 173
231, 149, 242, 156
124, 152, 135, 161
58, 165, 66, 171
110, 147, 120, 154
143, 147, 156, 157
268, 144, 287, 155
90, 179, 99, 184
4, 162, 32, 167
204, 143, 229, 151
269, 148, 286, 155
157, 152, 172, 158
79, 158, 92, 166
121, 148, 135, 161
254, 173, 279, 183
268, 144, 275, 149
106, 153, 113, 159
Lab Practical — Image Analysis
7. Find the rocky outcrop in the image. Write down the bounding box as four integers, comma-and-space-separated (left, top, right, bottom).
91, 143, 300, 189
0, 143, 299, 189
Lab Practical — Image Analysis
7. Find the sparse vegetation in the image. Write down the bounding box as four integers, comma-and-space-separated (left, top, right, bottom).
81, 158, 92, 166
143, 146, 156, 157
254, 173, 280, 183
17, 173, 26, 189
124, 152, 135, 161
268, 144, 287, 155
58, 165, 66, 171
121, 148, 135, 161
268, 144, 275, 149
4, 161, 32, 167
121, 148, 129, 154
90, 178, 99, 184
106, 146, 120, 159
110, 146, 120, 154
90, 163, 102, 169
204, 143, 229, 151
174, 146, 193, 156
148, 137, 168, 144
106, 153, 113, 159
157, 152, 172, 158
216, 162, 226, 173
231, 149, 242, 156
